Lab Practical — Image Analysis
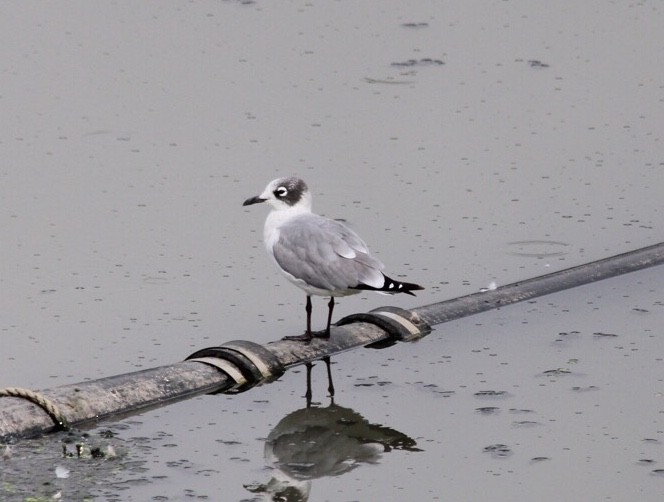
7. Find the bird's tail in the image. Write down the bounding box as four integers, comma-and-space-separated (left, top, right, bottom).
353, 274, 424, 296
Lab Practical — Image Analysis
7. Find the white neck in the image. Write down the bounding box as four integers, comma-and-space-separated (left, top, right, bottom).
263, 203, 311, 253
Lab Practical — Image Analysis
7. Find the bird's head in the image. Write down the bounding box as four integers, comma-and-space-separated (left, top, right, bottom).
243, 177, 312, 212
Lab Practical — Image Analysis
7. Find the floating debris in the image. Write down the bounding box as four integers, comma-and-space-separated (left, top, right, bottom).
55, 465, 70, 479
479, 281, 498, 292
104, 445, 117, 459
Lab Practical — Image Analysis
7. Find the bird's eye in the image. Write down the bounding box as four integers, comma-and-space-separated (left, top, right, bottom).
275, 186, 288, 198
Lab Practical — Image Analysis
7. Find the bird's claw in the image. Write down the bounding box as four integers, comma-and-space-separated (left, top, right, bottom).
282, 330, 330, 342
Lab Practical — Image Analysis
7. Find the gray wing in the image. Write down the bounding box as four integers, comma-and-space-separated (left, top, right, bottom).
272, 214, 384, 292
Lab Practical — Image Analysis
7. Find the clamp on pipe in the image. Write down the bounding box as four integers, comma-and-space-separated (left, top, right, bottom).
336, 306, 431, 349
185, 340, 284, 393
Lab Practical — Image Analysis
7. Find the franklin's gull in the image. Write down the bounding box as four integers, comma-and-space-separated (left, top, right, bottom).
243, 177, 423, 341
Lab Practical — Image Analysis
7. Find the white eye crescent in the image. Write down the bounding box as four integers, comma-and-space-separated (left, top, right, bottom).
275, 186, 288, 197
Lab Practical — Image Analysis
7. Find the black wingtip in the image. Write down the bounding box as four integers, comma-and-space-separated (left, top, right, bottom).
352, 275, 424, 296
399, 282, 424, 296
402, 286, 422, 297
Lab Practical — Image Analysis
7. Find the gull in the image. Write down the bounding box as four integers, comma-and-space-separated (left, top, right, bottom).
243, 177, 424, 341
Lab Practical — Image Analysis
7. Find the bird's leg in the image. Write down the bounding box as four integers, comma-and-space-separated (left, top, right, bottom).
306, 294, 313, 336
283, 296, 334, 341
323, 356, 335, 398
324, 297, 335, 338
283, 295, 315, 342
310, 297, 334, 338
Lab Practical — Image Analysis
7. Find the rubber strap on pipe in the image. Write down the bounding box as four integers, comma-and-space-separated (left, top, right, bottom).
185, 341, 284, 393
186, 357, 248, 393
220, 340, 284, 382
336, 306, 431, 349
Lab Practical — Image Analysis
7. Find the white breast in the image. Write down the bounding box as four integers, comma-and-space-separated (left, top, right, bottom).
263, 207, 308, 259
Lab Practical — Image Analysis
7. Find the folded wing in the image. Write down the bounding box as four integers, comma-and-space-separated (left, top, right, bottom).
272, 214, 385, 292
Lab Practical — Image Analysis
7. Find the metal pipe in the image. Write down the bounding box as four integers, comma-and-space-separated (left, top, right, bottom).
2, 242, 663, 440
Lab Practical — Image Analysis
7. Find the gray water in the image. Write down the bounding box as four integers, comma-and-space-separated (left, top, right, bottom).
1, 1, 663, 500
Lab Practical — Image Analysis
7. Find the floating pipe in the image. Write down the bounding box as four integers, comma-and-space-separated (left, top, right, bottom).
413, 241, 664, 326
1, 242, 663, 440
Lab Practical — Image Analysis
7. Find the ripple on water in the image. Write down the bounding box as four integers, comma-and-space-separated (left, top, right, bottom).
475, 407, 501, 415
509, 408, 535, 414
474, 390, 511, 399
571, 385, 599, 392
593, 331, 619, 338
391, 58, 445, 68
353, 375, 394, 388
506, 240, 570, 258
513, 420, 541, 428
483, 444, 513, 458
540, 368, 573, 376
411, 382, 455, 397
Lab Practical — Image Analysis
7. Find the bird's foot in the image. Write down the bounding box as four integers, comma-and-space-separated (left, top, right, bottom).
310, 329, 330, 339
282, 330, 330, 342
283, 333, 313, 342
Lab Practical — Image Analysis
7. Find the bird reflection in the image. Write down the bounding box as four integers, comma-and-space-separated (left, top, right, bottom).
244, 392, 421, 501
